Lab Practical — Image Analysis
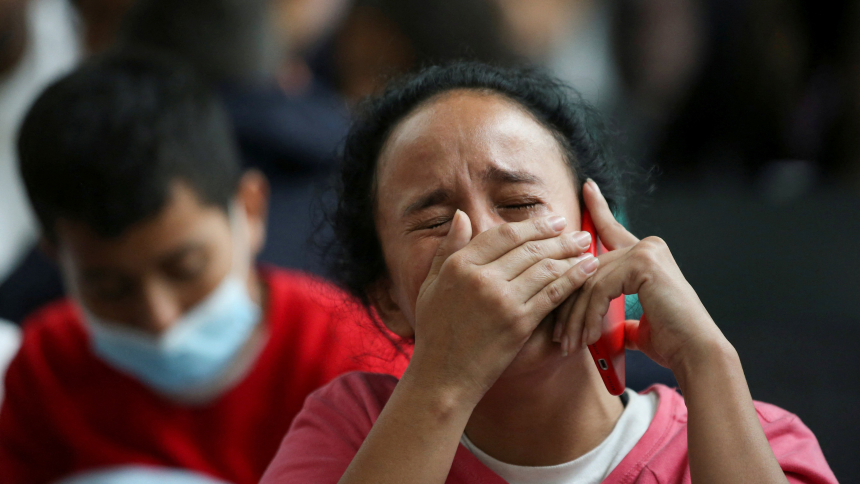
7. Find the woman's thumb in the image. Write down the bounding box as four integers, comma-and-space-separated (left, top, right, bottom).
427, 210, 472, 278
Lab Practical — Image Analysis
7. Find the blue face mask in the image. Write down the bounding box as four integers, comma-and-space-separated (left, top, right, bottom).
80, 205, 261, 394
85, 276, 261, 394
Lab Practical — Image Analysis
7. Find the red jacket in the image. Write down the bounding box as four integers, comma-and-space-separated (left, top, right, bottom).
0, 268, 409, 484
261, 372, 837, 484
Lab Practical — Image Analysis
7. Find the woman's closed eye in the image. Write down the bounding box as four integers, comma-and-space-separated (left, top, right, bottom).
422, 216, 453, 230
498, 196, 548, 217
413, 202, 545, 231
502, 202, 540, 211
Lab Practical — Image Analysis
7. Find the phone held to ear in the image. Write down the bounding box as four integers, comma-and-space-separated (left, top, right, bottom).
581, 211, 626, 396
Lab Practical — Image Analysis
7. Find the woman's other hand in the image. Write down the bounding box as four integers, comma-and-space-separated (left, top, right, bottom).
559, 179, 730, 373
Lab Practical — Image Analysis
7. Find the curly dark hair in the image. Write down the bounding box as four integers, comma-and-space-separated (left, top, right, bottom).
330, 61, 628, 309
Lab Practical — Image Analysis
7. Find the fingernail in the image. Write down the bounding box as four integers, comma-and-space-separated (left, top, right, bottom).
553, 320, 563, 342
548, 216, 566, 232
587, 178, 601, 195
572, 231, 592, 249
562, 335, 570, 357
580, 256, 599, 274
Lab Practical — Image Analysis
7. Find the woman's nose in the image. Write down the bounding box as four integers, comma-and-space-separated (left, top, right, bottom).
467, 209, 505, 238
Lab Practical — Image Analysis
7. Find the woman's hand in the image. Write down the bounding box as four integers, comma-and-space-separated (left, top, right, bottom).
558, 180, 792, 484
558, 179, 729, 372
409, 209, 599, 406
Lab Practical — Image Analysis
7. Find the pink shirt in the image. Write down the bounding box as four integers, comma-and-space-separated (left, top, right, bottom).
261, 372, 837, 484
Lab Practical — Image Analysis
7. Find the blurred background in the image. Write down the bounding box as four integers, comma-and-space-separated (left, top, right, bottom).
0, 0, 857, 479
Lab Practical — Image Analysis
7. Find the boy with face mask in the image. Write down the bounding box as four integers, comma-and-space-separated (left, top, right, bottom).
0, 51, 408, 484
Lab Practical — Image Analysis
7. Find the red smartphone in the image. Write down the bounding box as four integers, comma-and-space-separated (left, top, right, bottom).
580, 211, 626, 396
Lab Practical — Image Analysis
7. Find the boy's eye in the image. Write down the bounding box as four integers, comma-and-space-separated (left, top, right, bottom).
87, 280, 134, 302
163, 249, 210, 281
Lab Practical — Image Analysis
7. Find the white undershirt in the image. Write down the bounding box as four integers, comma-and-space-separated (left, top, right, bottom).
461, 389, 659, 484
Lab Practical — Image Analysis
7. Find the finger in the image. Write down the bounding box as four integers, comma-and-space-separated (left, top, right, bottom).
490, 230, 592, 280
513, 253, 594, 301
579, 260, 646, 349
426, 209, 473, 280
561, 249, 628, 351
623, 319, 644, 352
623, 316, 668, 367
525, 255, 600, 324
582, 179, 638, 250
553, 293, 576, 343
467, 215, 568, 265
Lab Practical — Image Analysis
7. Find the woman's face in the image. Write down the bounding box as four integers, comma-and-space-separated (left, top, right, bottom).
373, 90, 582, 369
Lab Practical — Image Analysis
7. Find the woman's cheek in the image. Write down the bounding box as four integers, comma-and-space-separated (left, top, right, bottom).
402, 243, 439, 307
416, 248, 438, 292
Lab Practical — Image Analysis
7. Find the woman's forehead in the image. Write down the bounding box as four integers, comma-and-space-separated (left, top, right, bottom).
376, 91, 567, 195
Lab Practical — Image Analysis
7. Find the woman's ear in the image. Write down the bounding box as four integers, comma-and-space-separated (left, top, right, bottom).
236, 169, 270, 257
367, 278, 414, 339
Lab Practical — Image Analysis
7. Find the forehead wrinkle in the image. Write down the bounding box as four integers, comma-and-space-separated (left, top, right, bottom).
401, 187, 452, 218
481, 165, 543, 186
376, 90, 568, 222
378, 122, 468, 223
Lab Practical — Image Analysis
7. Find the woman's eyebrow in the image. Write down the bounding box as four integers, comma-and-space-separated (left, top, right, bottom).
402, 188, 451, 217
482, 166, 543, 185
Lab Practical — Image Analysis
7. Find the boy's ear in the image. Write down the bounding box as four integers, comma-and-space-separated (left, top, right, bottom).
237, 169, 270, 256
366, 278, 414, 340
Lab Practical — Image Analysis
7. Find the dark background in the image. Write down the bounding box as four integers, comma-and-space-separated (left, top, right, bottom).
630, 186, 860, 480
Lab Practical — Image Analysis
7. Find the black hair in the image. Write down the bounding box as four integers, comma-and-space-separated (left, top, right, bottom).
18, 49, 241, 242
330, 61, 628, 307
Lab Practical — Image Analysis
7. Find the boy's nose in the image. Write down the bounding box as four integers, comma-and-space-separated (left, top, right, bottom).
138, 284, 182, 336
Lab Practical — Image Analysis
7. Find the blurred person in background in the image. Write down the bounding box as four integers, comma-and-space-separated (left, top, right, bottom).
328, 0, 517, 103
0, 0, 78, 323
630, 0, 807, 185
269, 0, 352, 94
492, 0, 860, 195
1, 0, 360, 321
609, 0, 707, 175
0, 51, 407, 484
108, 0, 360, 273
489, 0, 707, 141
487, 0, 707, 179
489, 0, 623, 110
613, 0, 860, 195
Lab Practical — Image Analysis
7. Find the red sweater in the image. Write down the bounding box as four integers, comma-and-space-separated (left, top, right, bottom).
0, 268, 409, 484
261, 372, 837, 484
